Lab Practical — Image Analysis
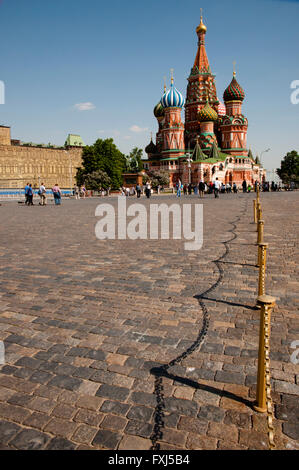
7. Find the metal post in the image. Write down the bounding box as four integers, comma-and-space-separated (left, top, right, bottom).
253, 295, 276, 413
257, 219, 264, 245
253, 200, 257, 223
257, 242, 268, 295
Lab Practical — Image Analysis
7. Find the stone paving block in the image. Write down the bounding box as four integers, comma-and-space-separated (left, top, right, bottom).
0, 402, 31, 424
71, 424, 98, 445
186, 433, 218, 450
74, 408, 104, 427
44, 418, 78, 439
0, 420, 22, 445
100, 400, 130, 416
23, 412, 52, 431
207, 422, 239, 443
92, 429, 122, 449
76, 395, 103, 411
178, 416, 208, 435
48, 374, 82, 392
9, 429, 50, 450
46, 437, 77, 450
118, 435, 151, 450
127, 405, 153, 422
100, 414, 127, 431
124, 420, 153, 439
96, 384, 130, 401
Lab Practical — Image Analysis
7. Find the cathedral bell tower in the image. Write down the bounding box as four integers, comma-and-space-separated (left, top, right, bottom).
160, 74, 185, 157
185, 12, 218, 149
220, 69, 248, 156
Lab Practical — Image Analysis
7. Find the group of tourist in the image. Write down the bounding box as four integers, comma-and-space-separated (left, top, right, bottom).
24, 183, 62, 206
175, 179, 241, 198
73, 185, 87, 199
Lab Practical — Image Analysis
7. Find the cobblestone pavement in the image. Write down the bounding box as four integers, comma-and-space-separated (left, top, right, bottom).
0, 192, 298, 450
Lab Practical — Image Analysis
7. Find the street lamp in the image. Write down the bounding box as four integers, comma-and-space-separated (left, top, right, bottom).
185, 152, 192, 185
260, 148, 270, 166
64, 150, 72, 196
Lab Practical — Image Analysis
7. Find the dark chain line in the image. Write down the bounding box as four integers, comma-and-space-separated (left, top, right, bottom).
150, 199, 249, 450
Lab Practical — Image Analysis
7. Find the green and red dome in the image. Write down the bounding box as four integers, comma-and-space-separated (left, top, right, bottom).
198, 101, 218, 122
223, 76, 245, 102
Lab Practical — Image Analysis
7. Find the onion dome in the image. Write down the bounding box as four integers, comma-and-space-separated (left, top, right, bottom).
161, 81, 185, 108
223, 75, 245, 102
153, 101, 165, 118
145, 139, 157, 155
196, 14, 207, 34
198, 101, 218, 122
217, 101, 226, 117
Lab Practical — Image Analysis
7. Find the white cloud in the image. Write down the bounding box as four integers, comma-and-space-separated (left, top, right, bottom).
129, 125, 149, 133
74, 102, 96, 111
124, 135, 132, 140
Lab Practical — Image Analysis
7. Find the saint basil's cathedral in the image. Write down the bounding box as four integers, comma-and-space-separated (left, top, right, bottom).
144, 15, 266, 187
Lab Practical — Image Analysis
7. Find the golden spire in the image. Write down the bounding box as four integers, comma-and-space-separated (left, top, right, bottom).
170, 68, 174, 84
163, 76, 167, 92
196, 8, 207, 34
233, 61, 236, 77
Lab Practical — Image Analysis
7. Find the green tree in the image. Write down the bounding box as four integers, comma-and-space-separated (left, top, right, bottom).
143, 170, 169, 189
125, 147, 143, 172
77, 138, 126, 189
84, 170, 111, 191
276, 150, 299, 184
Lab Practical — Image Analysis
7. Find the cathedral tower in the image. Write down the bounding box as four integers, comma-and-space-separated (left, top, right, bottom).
185, 13, 218, 149
220, 71, 248, 155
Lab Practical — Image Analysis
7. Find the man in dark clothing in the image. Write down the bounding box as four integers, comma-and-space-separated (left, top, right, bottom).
242, 180, 247, 193
27, 184, 34, 205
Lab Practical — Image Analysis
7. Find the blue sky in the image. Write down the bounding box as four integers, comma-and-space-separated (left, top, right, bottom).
0, 0, 298, 171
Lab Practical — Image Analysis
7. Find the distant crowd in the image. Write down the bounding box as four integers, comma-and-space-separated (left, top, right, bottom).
120, 179, 282, 199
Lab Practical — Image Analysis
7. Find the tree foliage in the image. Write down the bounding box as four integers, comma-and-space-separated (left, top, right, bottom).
76, 138, 126, 189
143, 170, 170, 189
125, 147, 143, 172
276, 150, 299, 183
83, 170, 111, 191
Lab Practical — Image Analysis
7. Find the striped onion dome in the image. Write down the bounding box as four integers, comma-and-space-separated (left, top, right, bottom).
223, 76, 245, 102
217, 101, 226, 117
198, 101, 218, 122
161, 82, 185, 108
153, 101, 165, 118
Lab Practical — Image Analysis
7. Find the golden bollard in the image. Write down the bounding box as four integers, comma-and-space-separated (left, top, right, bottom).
257, 243, 268, 296
253, 294, 276, 413
257, 219, 264, 244
253, 200, 257, 224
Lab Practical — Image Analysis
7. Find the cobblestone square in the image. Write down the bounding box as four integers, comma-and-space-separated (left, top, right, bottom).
0, 192, 298, 450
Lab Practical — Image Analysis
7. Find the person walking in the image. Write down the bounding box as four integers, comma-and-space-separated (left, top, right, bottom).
188, 183, 192, 195
52, 184, 62, 205
74, 185, 80, 199
24, 182, 30, 205
145, 181, 151, 199
233, 182, 238, 194
136, 184, 141, 198
39, 183, 47, 206
198, 181, 205, 198
242, 179, 247, 193
27, 184, 34, 205
213, 178, 221, 198
176, 179, 182, 198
